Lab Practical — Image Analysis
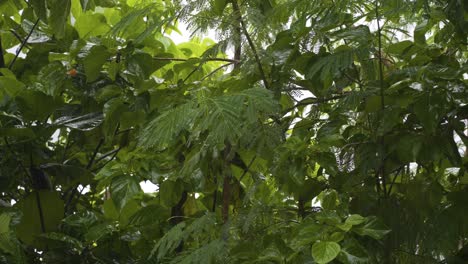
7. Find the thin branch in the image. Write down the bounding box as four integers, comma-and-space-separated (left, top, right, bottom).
182, 65, 202, 83
86, 138, 104, 170
231, 0, 270, 90
34, 191, 46, 233
9, 30, 29, 47
92, 147, 122, 172
8, 18, 40, 69
94, 147, 121, 164
201, 62, 233, 80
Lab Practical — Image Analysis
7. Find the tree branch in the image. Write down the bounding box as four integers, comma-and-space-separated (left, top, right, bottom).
8, 18, 40, 69
375, 0, 387, 197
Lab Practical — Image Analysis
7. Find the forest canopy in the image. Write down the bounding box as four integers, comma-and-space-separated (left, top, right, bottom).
0, 0, 467, 263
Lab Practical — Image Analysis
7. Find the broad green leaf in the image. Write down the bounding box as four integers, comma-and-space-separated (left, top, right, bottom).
312, 241, 341, 264
83, 45, 111, 82
37, 62, 68, 96
110, 175, 141, 210
30, 0, 47, 20
48, 0, 71, 38
345, 214, 365, 226
15, 191, 64, 248
74, 13, 111, 38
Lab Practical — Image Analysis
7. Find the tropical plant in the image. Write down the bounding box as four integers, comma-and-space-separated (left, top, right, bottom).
0, 0, 466, 263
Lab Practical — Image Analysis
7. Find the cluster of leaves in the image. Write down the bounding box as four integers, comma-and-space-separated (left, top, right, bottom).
0, 0, 466, 263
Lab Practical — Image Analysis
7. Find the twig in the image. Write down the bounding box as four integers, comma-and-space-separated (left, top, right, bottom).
8, 18, 40, 69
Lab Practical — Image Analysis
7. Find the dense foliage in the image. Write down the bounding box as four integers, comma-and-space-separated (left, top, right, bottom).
0, 0, 467, 263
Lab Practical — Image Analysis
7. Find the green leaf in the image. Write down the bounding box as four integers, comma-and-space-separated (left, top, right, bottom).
38, 62, 68, 96
345, 214, 365, 226
110, 175, 141, 210
30, 0, 47, 20
83, 45, 111, 82
15, 90, 62, 121
48, 0, 71, 38
319, 189, 339, 210
0, 74, 25, 97
74, 13, 111, 38
312, 241, 341, 264
213, 0, 228, 15
15, 191, 64, 248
